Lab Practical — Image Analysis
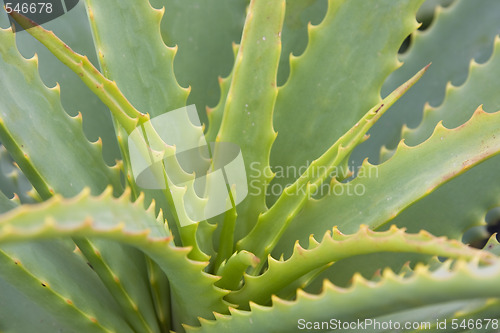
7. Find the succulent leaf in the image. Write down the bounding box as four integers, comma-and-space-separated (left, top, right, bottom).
0, 242, 136, 333
0, 188, 230, 326
0, 274, 81, 332
187, 259, 500, 333
278, 105, 500, 256
0, 145, 34, 204
216, 0, 285, 239
0, 26, 122, 198
205, 44, 239, 143
8, 11, 148, 133
269, 0, 425, 204
311, 1, 500, 289
230, 225, 493, 308
363, 0, 500, 160
387, 37, 500, 241
239, 65, 429, 262
277, 0, 327, 85
152, 0, 247, 125
10, 2, 121, 164
80, 0, 211, 261
83, 0, 189, 117
1, 0, 500, 331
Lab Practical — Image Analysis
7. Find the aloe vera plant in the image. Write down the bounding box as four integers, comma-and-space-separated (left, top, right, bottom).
1, 0, 500, 332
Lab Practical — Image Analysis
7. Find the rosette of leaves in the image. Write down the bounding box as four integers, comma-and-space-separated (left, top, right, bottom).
1, 0, 500, 332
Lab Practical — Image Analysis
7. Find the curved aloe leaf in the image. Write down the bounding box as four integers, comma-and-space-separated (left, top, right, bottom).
0, 145, 34, 204
83, 0, 188, 118
229, 225, 493, 307
215, 250, 259, 290
0, 188, 229, 327
0, 275, 79, 333
387, 37, 500, 240
361, 0, 500, 161
0, 183, 112, 333
0, 22, 165, 332
269, 0, 424, 204
11, 2, 120, 164
82, 1, 213, 262
277, 0, 327, 85
151, 0, 247, 125
0, 26, 122, 198
0, 241, 136, 333
314, 14, 500, 288
187, 259, 500, 333
205, 44, 238, 143
216, 0, 285, 239
240, 65, 429, 262
9, 3, 213, 263
8, 12, 147, 133
0, 198, 134, 333
277, 106, 500, 256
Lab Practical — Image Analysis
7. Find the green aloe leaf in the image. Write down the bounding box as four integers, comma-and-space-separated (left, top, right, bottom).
240, 65, 429, 262
0, 145, 34, 204
187, 259, 500, 333
215, 250, 259, 290
0, 241, 136, 333
0, 198, 110, 333
74, 237, 161, 333
229, 225, 493, 308
0, 188, 229, 327
0, 275, 79, 333
277, 105, 500, 255
205, 44, 238, 144
0, 23, 163, 331
83, 0, 188, 118
81, 0, 211, 260
216, 0, 285, 239
9, 2, 211, 261
269, 0, 424, 205
0, 190, 134, 333
360, 0, 500, 162
387, 37, 500, 240
277, 0, 327, 85
11, 2, 120, 164
9, 11, 148, 133
0, 26, 122, 199
309, 0, 500, 288
151, 0, 247, 126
